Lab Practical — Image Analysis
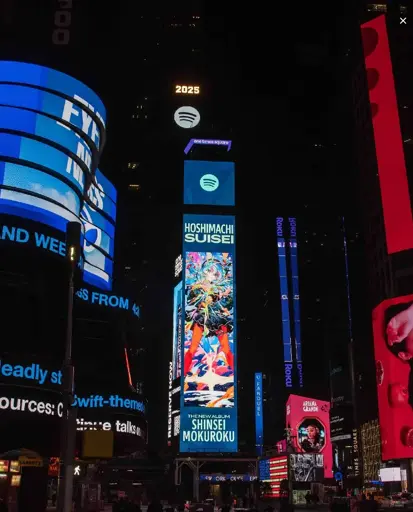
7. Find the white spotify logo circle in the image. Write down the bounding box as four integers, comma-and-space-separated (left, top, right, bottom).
174, 106, 200, 129
200, 174, 219, 192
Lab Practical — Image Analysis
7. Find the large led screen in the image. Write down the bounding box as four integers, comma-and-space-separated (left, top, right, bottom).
0, 61, 116, 290
361, 16, 413, 255
259, 456, 288, 498
372, 295, 413, 460
180, 214, 237, 452
286, 394, 332, 479
172, 281, 183, 380
184, 160, 235, 206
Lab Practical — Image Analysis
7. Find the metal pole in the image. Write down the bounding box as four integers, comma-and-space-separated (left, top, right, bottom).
57, 265, 76, 512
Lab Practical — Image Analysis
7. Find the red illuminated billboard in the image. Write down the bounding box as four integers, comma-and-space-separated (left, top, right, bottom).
372, 296, 413, 460
286, 394, 332, 479
361, 15, 413, 255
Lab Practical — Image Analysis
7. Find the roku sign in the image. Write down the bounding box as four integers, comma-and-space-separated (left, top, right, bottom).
285, 363, 293, 388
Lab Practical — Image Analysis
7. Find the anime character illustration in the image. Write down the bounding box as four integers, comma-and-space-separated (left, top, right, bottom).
297, 419, 326, 453
183, 251, 235, 408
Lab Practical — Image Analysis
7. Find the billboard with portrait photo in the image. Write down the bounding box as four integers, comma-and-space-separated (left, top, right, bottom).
286, 394, 332, 478
372, 295, 413, 460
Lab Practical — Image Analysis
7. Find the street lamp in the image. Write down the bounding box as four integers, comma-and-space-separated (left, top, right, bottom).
57, 222, 81, 512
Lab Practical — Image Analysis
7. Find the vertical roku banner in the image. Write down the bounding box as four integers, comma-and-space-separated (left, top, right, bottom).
288, 217, 303, 388
361, 15, 413, 255
255, 372, 263, 455
276, 217, 293, 388
180, 214, 237, 452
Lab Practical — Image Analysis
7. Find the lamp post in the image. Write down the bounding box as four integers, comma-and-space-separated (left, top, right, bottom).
57, 222, 81, 512
285, 428, 296, 507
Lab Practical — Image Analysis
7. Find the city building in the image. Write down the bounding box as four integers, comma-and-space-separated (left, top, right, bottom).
351, 0, 412, 486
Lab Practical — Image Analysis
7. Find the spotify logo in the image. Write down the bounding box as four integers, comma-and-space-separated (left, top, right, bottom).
200, 174, 219, 192
174, 106, 200, 129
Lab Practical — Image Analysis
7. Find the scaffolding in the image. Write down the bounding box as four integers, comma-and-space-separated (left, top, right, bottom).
174, 457, 258, 502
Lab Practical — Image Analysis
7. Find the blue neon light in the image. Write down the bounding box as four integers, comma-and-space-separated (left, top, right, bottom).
255, 372, 263, 455
277, 236, 293, 388
288, 217, 303, 388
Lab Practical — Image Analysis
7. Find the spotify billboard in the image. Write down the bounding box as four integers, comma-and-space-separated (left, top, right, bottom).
183, 160, 235, 206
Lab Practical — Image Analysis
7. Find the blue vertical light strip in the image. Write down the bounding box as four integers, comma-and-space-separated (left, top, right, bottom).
289, 237, 303, 388
277, 236, 293, 387
255, 372, 263, 455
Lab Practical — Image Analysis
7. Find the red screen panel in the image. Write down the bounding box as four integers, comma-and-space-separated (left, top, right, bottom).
373, 296, 413, 460
286, 394, 332, 479
361, 15, 413, 255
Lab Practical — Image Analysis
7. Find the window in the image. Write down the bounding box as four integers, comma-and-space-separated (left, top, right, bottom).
128, 184, 141, 191
127, 162, 139, 170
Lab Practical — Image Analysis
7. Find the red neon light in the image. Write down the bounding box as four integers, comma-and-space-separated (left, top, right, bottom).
124, 347, 133, 387
361, 15, 413, 254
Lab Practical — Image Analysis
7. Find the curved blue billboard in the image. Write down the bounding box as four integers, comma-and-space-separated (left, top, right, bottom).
0, 61, 116, 290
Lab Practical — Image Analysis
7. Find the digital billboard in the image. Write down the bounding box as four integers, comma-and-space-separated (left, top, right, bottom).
172, 282, 183, 380
361, 16, 413, 255
276, 217, 303, 389
290, 454, 324, 482
255, 372, 263, 455
180, 214, 237, 452
277, 218, 293, 388
372, 295, 413, 460
286, 394, 332, 479
0, 354, 147, 456
0, 61, 116, 290
183, 160, 235, 206
259, 456, 288, 498
184, 139, 232, 155
288, 218, 303, 387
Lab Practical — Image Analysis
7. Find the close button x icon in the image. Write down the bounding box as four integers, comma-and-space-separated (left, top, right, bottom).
400, 17, 407, 24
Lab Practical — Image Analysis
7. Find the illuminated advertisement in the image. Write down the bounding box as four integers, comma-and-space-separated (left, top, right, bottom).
255, 372, 263, 455
172, 282, 183, 380
168, 361, 173, 441
175, 85, 200, 95
288, 217, 303, 387
0, 61, 116, 290
286, 394, 332, 478
184, 139, 232, 155
276, 217, 303, 388
277, 218, 293, 387
174, 106, 200, 129
372, 295, 413, 459
184, 160, 235, 207
361, 16, 413, 255
259, 456, 288, 497
75, 287, 140, 318
200, 474, 257, 483
290, 454, 324, 482
180, 214, 237, 452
